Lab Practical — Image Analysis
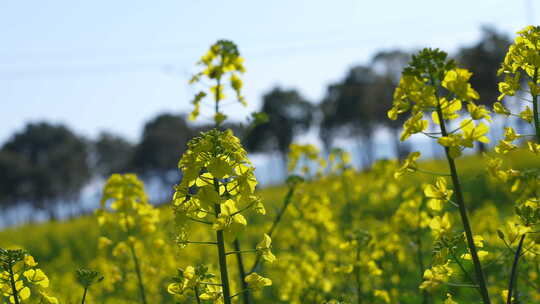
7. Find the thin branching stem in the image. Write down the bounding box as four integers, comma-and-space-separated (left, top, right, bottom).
444, 282, 479, 288
416, 168, 451, 176
8, 263, 20, 304
415, 204, 430, 304
186, 241, 218, 245
194, 286, 202, 304
355, 244, 362, 304
128, 243, 148, 304
444, 240, 475, 286
225, 249, 257, 256
230, 202, 256, 217
266, 186, 296, 238
249, 185, 296, 274
517, 96, 533, 103
433, 85, 491, 304
233, 238, 251, 304
422, 132, 440, 139
449, 119, 473, 134
507, 234, 526, 304
121, 212, 147, 304
230, 288, 250, 299
200, 282, 224, 286
81, 287, 88, 304
187, 217, 213, 225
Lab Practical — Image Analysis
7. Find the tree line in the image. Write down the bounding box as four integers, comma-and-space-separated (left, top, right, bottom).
0, 26, 510, 219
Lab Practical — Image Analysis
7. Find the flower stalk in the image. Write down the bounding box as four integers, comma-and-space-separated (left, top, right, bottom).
507, 234, 526, 304
8, 263, 20, 304
249, 184, 295, 274
435, 98, 491, 304
169, 39, 273, 304
128, 243, 147, 304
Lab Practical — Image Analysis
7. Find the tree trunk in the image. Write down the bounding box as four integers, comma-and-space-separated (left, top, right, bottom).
477, 142, 487, 153
47, 207, 57, 222
363, 135, 375, 168
392, 127, 402, 160
280, 152, 288, 181
356, 138, 365, 170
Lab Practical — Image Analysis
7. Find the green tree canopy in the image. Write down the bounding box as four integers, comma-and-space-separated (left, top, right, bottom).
0, 122, 90, 214
0, 150, 31, 209
131, 113, 194, 186
93, 132, 134, 177
458, 26, 511, 106
319, 66, 379, 164
370, 50, 411, 158
244, 87, 313, 161
458, 26, 511, 151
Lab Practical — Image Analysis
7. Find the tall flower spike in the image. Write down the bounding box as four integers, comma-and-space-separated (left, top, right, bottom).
492, 26, 540, 304
390, 48, 492, 303
98, 174, 157, 304
390, 48, 490, 158
98, 174, 159, 235
497, 26, 540, 100
0, 249, 58, 304
189, 40, 247, 125
173, 129, 263, 234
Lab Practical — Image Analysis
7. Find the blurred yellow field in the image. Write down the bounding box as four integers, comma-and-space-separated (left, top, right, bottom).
2, 23, 540, 304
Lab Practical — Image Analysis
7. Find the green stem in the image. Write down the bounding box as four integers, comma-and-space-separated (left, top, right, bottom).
194, 286, 202, 304
416, 227, 425, 282
230, 201, 256, 216
415, 206, 429, 304
266, 186, 295, 237
187, 217, 213, 225
230, 289, 250, 299
214, 180, 232, 304
81, 287, 88, 304
121, 211, 147, 304
233, 239, 251, 304
416, 168, 451, 176
507, 234, 526, 304
187, 241, 218, 245
449, 243, 475, 286
200, 282, 223, 286
249, 186, 295, 273
444, 282, 479, 288
128, 243, 148, 304
8, 263, 20, 304
226, 249, 257, 256
214, 58, 224, 128
211, 58, 232, 303
355, 244, 362, 304
342, 174, 353, 231
532, 69, 540, 144
435, 101, 491, 304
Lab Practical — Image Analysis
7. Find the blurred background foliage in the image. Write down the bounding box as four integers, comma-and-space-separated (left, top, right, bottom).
0, 26, 517, 224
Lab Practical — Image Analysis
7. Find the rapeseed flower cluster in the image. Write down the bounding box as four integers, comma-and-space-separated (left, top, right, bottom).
0, 249, 57, 304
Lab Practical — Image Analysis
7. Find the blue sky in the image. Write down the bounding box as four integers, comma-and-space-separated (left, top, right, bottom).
0, 0, 536, 145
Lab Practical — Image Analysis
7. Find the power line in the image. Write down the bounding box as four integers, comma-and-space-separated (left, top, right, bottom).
0, 35, 380, 78
0, 62, 188, 79
0, 23, 515, 79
